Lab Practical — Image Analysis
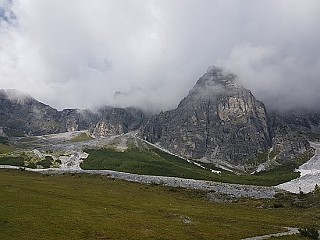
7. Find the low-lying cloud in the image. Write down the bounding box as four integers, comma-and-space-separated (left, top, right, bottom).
220, 44, 320, 111
0, 0, 320, 112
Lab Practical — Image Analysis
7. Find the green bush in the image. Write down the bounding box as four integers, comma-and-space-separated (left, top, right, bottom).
298, 228, 319, 239
0, 157, 25, 166
273, 203, 284, 208
38, 156, 53, 168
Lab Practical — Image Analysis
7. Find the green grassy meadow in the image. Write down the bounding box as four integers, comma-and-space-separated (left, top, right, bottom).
0, 169, 319, 240
81, 146, 314, 186
0, 137, 13, 154
0, 143, 13, 154
0, 134, 315, 187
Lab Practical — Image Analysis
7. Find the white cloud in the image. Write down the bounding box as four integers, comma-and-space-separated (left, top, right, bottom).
219, 43, 320, 110
0, 0, 320, 111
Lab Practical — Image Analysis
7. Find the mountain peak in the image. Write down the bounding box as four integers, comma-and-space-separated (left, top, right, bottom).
195, 66, 238, 88
178, 66, 242, 107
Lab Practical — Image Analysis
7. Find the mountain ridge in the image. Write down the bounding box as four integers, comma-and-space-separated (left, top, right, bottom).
140, 67, 318, 170
0, 89, 146, 137
1, 66, 319, 171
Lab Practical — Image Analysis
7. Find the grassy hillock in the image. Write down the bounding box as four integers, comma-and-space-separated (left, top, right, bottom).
81, 147, 219, 181
0, 143, 13, 154
0, 137, 13, 154
0, 169, 319, 240
70, 132, 93, 142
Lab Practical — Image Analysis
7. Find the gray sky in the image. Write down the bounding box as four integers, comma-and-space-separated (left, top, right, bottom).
0, 0, 320, 112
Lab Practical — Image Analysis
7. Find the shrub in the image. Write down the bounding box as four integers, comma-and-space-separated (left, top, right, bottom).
273, 203, 284, 208
298, 228, 319, 239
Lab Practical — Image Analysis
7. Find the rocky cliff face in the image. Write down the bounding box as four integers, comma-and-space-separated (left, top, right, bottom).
59, 109, 100, 132
141, 67, 272, 168
270, 126, 310, 163
0, 89, 62, 136
0, 89, 145, 136
268, 110, 316, 163
90, 107, 146, 137
268, 110, 320, 135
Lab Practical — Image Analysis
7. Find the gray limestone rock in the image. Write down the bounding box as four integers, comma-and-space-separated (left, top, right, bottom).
141, 67, 271, 168
0, 89, 145, 137
90, 107, 146, 137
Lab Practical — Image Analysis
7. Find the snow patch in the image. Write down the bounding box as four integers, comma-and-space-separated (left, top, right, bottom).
276, 142, 320, 193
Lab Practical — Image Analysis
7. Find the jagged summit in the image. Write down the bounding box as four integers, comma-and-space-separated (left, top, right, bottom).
178, 66, 243, 108
195, 66, 239, 88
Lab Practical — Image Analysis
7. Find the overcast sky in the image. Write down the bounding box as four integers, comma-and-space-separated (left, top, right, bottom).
0, 0, 320, 112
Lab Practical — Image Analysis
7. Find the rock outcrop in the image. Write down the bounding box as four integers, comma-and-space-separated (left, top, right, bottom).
0, 89, 62, 136
141, 67, 272, 168
90, 107, 146, 137
0, 89, 145, 136
270, 126, 310, 163
268, 111, 314, 163
140, 67, 315, 170
269, 109, 320, 135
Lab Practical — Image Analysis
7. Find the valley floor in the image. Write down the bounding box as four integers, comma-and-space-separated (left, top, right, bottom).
0, 165, 281, 199
1, 170, 319, 240
1, 131, 320, 196
1, 132, 320, 239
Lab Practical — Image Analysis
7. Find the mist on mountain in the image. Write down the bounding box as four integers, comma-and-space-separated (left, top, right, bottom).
0, 1, 320, 112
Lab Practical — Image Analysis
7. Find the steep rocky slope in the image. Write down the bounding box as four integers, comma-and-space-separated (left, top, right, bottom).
141, 67, 271, 168
0, 89, 62, 136
268, 114, 312, 164
269, 110, 320, 136
89, 107, 146, 137
0, 89, 145, 136
140, 67, 311, 169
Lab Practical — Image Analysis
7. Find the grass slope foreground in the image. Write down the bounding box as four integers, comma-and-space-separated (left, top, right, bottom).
1, 170, 320, 240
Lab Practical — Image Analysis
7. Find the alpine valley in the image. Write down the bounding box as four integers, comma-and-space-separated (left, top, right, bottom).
1, 67, 319, 173
2, 66, 320, 240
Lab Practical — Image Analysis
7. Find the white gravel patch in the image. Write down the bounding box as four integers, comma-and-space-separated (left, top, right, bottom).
59, 151, 89, 170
